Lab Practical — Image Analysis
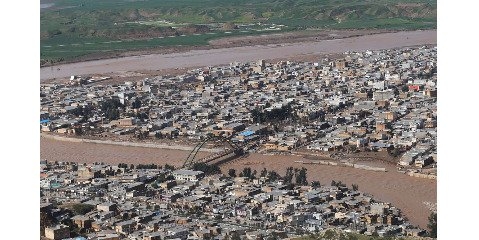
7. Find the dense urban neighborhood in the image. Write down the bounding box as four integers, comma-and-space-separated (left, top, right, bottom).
40, 45, 437, 239
41, 46, 437, 173
40, 161, 429, 240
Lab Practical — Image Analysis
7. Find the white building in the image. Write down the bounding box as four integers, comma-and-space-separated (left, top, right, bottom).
172, 169, 205, 182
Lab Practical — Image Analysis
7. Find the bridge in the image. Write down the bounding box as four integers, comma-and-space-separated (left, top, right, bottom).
182, 135, 245, 169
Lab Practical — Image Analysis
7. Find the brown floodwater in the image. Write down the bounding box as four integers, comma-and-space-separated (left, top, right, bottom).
40, 30, 436, 80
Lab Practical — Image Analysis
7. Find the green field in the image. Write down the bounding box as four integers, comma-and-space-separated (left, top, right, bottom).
40, 0, 436, 64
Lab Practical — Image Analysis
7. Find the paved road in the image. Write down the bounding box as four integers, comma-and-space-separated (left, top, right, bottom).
40, 30, 436, 80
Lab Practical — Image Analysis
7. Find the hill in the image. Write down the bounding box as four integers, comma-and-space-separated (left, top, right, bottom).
40, 0, 436, 64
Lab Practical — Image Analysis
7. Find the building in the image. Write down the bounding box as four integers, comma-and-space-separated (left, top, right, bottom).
111, 117, 136, 127
172, 169, 205, 182
45, 225, 70, 240
78, 167, 101, 179
97, 203, 117, 212
72, 215, 93, 229
115, 220, 137, 234
373, 90, 394, 101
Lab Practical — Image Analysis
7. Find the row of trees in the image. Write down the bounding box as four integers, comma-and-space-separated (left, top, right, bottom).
227, 167, 363, 192
283, 167, 308, 185
135, 164, 159, 169
192, 162, 221, 175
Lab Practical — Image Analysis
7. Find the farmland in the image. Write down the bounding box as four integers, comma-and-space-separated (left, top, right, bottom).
40, 0, 436, 64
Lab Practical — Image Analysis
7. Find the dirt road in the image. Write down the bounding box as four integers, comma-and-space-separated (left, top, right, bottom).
40, 137, 436, 228
40, 30, 436, 81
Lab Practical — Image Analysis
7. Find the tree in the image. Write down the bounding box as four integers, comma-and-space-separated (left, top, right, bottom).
388, 147, 402, 157
193, 163, 221, 175
40, 211, 55, 236
427, 212, 437, 238
164, 164, 175, 171
260, 168, 268, 178
242, 167, 252, 179
267, 170, 280, 182
70, 204, 95, 215
284, 167, 294, 184
106, 108, 120, 120
295, 167, 308, 186
311, 181, 321, 188
331, 180, 337, 187
352, 184, 359, 191
132, 98, 142, 109
228, 169, 237, 178
251, 108, 264, 123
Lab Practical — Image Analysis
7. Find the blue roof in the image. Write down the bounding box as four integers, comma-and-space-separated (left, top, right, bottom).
40, 119, 50, 124
239, 130, 254, 137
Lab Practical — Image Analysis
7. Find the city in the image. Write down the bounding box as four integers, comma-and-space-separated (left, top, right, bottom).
40, 45, 437, 239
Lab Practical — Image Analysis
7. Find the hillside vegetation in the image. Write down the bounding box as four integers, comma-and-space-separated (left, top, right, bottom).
40, 0, 436, 64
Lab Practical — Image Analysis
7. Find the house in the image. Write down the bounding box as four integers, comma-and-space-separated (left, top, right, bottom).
172, 170, 205, 182
408, 85, 421, 92
166, 226, 189, 239
368, 141, 393, 151
78, 167, 101, 180
414, 156, 434, 168
424, 88, 437, 97
162, 193, 182, 203
97, 203, 117, 212
45, 225, 70, 240
144, 232, 162, 240
370, 203, 387, 215
160, 127, 180, 138
160, 180, 177, 190
110, 117, 136, 127
72, 215, 92, 229
405, 228, 427, 237
115, 220, 137, 234
399, 149, 423, 166
373, 90, 394, 101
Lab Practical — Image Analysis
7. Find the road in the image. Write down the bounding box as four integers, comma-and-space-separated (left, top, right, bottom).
40, 30, 436, 80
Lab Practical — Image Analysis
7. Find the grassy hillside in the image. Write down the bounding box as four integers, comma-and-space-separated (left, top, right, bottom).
40, 0, 436, 64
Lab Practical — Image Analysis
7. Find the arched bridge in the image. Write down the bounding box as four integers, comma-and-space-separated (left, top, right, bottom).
182, 135, 245, 169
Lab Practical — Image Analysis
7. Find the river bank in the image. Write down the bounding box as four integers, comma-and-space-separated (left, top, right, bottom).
40, 30, 436, 80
